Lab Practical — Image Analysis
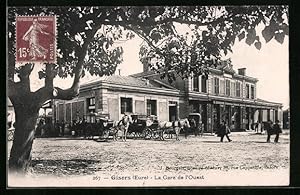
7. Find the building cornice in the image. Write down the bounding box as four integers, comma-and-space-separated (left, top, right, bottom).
188, 92, 282, 109
80, 81, 181, 97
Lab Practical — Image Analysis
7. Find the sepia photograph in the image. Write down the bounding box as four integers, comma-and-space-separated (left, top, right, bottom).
7, 5, 289, 187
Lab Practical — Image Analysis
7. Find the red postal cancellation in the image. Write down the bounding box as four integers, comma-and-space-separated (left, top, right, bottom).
16, 15, 56, 63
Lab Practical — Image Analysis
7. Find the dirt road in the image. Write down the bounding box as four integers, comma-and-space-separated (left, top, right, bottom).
7, 131, 289, 186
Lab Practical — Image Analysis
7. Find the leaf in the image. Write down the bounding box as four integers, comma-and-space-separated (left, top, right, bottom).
238, 31, 245, 41
202, 30, 208, 38
274, 32, 285, 44
246, 35, 255, 45
150, 31, 162, 43
281, 23, 289, 36
245, 28, 256, 45
262, 25, 274, 43
254, 41, 262, 50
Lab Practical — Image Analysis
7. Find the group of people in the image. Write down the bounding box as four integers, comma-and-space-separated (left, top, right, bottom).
216, 119, 282, 143
264, 119, 282, 143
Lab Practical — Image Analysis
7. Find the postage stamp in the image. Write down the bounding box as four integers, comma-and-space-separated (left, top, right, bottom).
16, 15, 56, 63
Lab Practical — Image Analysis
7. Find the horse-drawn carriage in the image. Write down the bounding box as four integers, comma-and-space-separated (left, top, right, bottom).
128, 114, 152, 139
75, 113, 115, 139
127, 114, 166, 140
187, 113, 204, 137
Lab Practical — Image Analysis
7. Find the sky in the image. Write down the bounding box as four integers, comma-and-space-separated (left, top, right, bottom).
29, 25, 289, 110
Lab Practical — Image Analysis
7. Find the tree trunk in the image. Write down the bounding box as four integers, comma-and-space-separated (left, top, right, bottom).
9, 104, 40, 174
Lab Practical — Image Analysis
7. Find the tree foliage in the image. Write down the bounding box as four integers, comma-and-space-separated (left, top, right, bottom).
8, 6, 288, 93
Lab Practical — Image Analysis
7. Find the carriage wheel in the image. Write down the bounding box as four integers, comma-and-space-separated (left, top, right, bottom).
140, 130, 146, 138
163, 130, 169, 139
130, 131, 136, 139
144, 128, 152, 139
102, 130, 109, 139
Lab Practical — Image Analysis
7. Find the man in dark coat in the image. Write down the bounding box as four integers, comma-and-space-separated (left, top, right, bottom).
266, 120, 274, 142
273, 120, 282, 143
217, 120, 232, 142
61, 120, 65, 137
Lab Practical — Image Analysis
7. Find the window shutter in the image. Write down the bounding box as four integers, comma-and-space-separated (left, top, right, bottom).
211, 77, 214, 94
231, 81, 235, 97
220, 80, 224, 95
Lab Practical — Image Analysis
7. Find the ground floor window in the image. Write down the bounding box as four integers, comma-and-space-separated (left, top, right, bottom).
87, 97, 96, 113
147, 100, 157, 116
121, 97, 132, 114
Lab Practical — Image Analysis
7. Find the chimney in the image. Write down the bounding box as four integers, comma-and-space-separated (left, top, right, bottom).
118, 69, 121, 76
238, 68, 246, 76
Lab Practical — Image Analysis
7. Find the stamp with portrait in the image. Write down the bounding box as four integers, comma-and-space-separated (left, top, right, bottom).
16, 15, 57, 63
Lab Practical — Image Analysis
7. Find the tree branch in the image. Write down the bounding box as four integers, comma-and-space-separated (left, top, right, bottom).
125, 25, 164, 56
8, 79, 17, 98
45, 63, 54, 89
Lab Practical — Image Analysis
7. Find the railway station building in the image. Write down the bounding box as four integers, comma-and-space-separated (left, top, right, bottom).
53, 75, 182, 124
53, 59, 283, 132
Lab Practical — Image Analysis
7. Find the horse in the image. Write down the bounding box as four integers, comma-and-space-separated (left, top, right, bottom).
147, 118, 190, 141
166, 118, 191, 141
117, 114, 133, 141
102, 120, 121, 141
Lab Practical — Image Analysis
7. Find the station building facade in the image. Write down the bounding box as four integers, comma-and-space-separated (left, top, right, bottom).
53, 59, 283, 132
131, 59, 283, 132
53, 75, 182, 124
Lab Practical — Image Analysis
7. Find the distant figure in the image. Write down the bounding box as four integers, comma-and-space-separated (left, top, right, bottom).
118, 113, 133, 141
54, 120, 60, 137
82, 119, 87, 138
217, 120, 232, 142
266, 120, 274, 142
61, 120, 65, 137
272, 120, 282, 143
254, 121, 259, 133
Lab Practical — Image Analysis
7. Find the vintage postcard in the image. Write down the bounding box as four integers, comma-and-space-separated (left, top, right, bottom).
7, 5, 289, 187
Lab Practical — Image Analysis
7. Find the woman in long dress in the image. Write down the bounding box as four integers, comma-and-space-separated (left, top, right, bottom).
22, 18, 50, 60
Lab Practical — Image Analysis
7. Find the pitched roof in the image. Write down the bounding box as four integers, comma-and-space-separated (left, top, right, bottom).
81, 75, 159, 89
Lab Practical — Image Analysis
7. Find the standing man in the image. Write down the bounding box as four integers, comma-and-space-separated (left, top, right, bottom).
217, 120, 232, 142
273, 120, 282, 143
61, 120, 65, 137
266, 120, 274, 142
